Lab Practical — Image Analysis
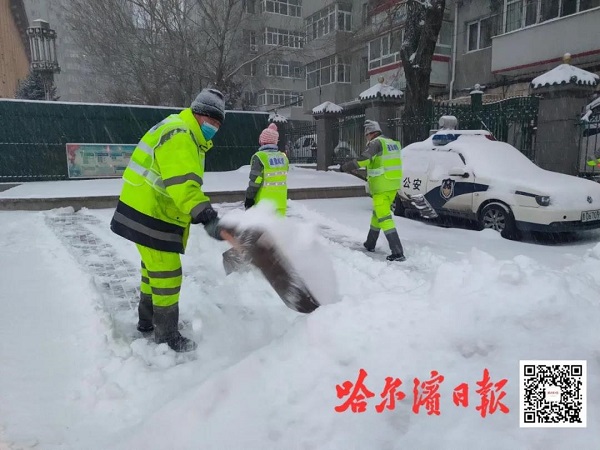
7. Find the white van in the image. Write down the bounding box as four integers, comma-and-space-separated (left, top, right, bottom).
290, 135, 356, 160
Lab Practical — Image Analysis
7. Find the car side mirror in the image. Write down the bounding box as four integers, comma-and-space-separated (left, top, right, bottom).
449, 167, 469, 178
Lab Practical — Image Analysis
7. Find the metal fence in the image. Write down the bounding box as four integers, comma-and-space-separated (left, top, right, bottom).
390, 95, 539, 160
0, 100, 269, 181
333, 113, 366, 165
579, 113, 600, 178
280, 120, 317, 165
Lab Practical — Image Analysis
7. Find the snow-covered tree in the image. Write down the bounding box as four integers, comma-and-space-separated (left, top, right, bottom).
64, 0, 300, 108
15, 72, 59, 101
400, 0, 446, 144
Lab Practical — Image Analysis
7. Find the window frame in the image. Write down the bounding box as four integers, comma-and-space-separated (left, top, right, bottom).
502, 0, 598, 33
305, 3, 352, 42
306, 55, 352, 89
259, 0, 302, 17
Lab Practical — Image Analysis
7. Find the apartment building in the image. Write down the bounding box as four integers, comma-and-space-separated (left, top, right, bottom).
244, 0, 455, 117
240, 0, 307, 119
454, 0, 600, 98
16, 0, 599, 114
0, 0, 30, 98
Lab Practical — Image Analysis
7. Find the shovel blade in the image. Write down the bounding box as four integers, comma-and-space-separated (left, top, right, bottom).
222, 227, 320, 313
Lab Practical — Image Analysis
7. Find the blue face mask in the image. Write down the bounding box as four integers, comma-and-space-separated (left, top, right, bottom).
201, 122, 219, 140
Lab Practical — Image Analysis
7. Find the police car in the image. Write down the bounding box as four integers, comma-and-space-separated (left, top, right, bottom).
394, 129, 600, 238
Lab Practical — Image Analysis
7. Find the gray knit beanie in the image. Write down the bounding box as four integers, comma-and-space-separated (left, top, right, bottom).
191, 88, 226, 124
364, 120, 382, 136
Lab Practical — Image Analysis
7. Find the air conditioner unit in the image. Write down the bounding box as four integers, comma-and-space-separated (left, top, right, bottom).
250, 44, 258, 53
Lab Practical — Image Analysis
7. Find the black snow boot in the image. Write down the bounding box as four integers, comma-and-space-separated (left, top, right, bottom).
363, 228, 380, 252
153, 304, 197, 353
137, 293, 154, 333
385, 230, 406, 262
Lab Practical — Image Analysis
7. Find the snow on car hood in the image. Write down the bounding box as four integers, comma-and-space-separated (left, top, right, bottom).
451, 136, 600, 208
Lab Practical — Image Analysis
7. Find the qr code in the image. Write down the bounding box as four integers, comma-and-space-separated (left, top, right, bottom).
519, 360, 587, 428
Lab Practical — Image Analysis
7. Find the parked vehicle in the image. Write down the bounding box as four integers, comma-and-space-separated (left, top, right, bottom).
394, 130, 600, 239
290, 135, 356, 160
291, 135, 317, 159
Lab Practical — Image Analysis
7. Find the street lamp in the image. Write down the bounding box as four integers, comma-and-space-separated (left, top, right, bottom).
26, 19, 60, 100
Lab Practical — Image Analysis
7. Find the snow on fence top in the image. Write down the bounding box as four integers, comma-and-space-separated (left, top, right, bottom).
268, 112, 288, 123
531, 54, 599, 89
359, 82, 403, 100
312, 101, 343, 114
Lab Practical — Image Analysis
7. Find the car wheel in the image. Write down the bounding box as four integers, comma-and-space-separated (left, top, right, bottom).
479, 202, 520, 240
391, 194, 405, 217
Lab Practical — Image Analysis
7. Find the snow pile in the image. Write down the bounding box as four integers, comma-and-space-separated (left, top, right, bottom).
531, 63, 599, 89
359, 82, 403, 100
312, 101, 343, 115
2, 198, 600, 449
0, 167, 365, 199
113, 242, 600, 450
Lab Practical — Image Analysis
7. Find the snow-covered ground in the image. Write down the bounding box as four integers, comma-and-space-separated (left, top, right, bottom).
1, 195, 600, 449
0, 166, 363, 199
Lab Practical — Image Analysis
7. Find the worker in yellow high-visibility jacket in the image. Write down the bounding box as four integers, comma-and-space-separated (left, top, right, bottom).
110, 88, 227, 352
341, 120, 406, 262
244, 123, 289, 216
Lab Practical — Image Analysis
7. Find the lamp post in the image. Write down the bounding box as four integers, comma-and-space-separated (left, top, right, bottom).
26, 19, 60, 100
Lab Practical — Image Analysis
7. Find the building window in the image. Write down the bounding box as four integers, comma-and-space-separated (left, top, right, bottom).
244, 30, 258, 52
264, 27, 304, 48
368, 31, 403, 70
360, 56, 369, 82
504, 0, 600, 33
306, 55, 351, 89
361, 2, 370, 25
243, 0, 256, 13
305, 3, 352, 42
466, 16, 498, 52
244, 62, 257, 76
244, 92, 258, 106
266, 60, 304, 78
257, 89, 303, 107
436, 21, 453, 55
260, 0, 302, 17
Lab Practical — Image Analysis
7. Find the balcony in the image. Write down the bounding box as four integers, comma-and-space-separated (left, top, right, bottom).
491, 7, 600, 76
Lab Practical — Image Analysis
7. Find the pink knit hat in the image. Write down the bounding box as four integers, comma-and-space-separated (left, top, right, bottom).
259, 123, 279, 146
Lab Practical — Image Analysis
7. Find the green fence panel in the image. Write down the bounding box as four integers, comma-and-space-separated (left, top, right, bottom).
0, 100, 269, 181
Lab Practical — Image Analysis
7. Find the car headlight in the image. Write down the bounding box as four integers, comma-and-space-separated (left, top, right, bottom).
535, 195, 551, 206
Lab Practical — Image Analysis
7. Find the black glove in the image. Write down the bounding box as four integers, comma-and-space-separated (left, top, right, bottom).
203, 217, 224, 241
192, 205, 218, 225
341, 161, 357, 173
244, 198, 255, 210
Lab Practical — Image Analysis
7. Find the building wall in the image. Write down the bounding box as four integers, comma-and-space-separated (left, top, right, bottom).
0, 0, 30, 98
491, 6, 600, 77
453, 0, 495, 93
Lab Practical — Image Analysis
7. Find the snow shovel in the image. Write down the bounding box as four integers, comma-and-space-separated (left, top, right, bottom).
220, 227, 321, 314
399, 192, 438, 219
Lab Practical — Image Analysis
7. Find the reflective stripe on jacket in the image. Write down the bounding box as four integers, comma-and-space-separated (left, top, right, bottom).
110, 108, 213, 253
